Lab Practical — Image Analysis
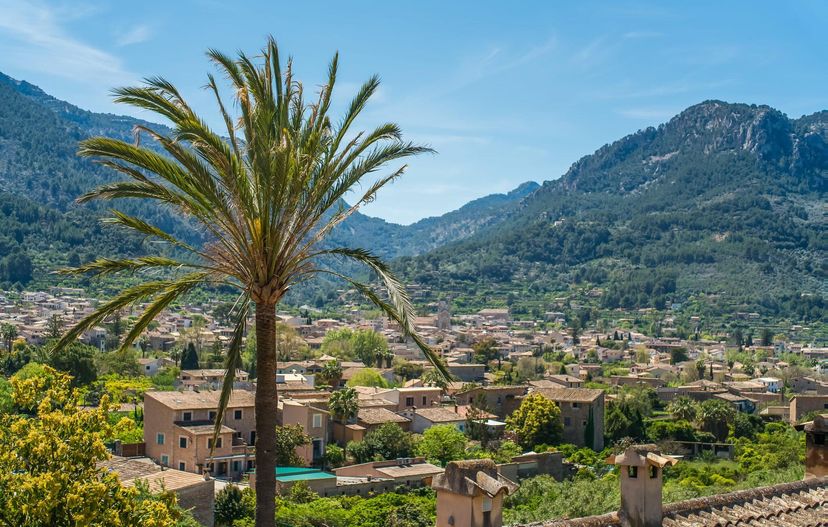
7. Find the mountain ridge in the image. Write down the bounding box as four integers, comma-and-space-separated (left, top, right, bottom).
396, 100, 826, 322
0, 71, 538, 286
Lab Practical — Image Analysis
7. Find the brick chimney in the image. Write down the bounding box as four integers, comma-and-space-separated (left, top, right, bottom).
607, 445, 677, 527
431, 459, 517, 527
803, 414, 828, 479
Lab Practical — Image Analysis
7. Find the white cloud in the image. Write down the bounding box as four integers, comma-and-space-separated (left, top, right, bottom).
116, 24, 152, 47
0, 0, 134, 85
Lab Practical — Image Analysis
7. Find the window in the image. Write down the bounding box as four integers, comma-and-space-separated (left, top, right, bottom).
564, 417, 571, 426
160, 455, 169, 466
233, 460, 241, 472
649, 466, 658, 479
178, 461, 186, 471
422, 396, 427, 405
182, 411, 192, 422
179, 437, 187, 448
156, 433, 165, 445
312, 414, 322, 428
208, 410, 217, 421
234, 409, 243, 420
628, 466, 638, 478
405, 397, 414, 407
572, 402, 580, 409
208, 437, 223, 449
250, 431, 256, 446
145, 365, 151, 371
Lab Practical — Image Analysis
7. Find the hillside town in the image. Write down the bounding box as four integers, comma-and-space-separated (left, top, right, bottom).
1, 286, 827, 526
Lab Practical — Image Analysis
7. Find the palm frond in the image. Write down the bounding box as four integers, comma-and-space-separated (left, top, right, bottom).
308, 253, 452, 382
56, 256, 197, 277
53, 278, 200, 352
119, 274, 210, 350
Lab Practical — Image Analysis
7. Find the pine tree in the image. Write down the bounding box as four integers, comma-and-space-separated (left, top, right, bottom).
181, 342, 200, 370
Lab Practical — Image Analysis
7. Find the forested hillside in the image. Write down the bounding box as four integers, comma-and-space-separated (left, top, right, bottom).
0, 72, 536, 291
397, 101, 827, 322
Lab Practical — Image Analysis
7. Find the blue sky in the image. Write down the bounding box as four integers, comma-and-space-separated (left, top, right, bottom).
0, 1, 826, 224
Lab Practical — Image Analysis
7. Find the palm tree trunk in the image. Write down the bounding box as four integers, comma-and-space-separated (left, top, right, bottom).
255, 302, 278, 527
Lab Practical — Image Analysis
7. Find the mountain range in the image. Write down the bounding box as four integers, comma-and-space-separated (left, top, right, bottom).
0, 72, 824, 322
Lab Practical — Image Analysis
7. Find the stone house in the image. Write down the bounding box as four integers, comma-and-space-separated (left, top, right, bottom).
790, 394, 828, 424
532, 387, 605, 450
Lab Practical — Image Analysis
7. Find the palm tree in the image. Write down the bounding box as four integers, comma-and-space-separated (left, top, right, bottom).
422, 368, 450, 395
54, 37, 448, 526
317, 360, 343, 388
667, 396, 697, 422
1, 323, 17, 352
697, 399, 735, 442
328, 387, 359, 423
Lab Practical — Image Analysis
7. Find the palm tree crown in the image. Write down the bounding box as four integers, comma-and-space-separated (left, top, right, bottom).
54, 37, 449, 526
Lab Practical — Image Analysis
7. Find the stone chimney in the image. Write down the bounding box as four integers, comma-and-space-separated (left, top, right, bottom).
803, 414, 828, 479
607, 445, 677, 527
431, 459, 517, 527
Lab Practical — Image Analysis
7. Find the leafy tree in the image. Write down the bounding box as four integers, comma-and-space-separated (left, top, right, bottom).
97, 347, 142, 377
0, 366, 185, 525
415, 425, 467, 466
505, 393, 562, 449
328, 387, 358, 423
0, 378, 12, 414
47, 342, 97, 387
286, 481, 319, 504
395, 360, 425, 382
347, 423, 414, 463
324, 444, 345, 468
697, 399, 736, 442
669, 347, 688, 364
274, 425, 310, 467
472, 337, 500, 367
52, 38, 446, 527
180, 342, 200, 371
347, 368, 389, 388
731, 412, 764, 440
647, 419, 697, 442
215, 485, 250, 527
322, 329, 389, 367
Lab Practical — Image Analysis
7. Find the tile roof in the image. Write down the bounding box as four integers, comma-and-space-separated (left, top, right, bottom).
532, 387, 604, 403
145, 389, 255, 410
100, 456, 211, 493
376, 463, 444, 479
357, 408, 410, 425
513, 477, 828, 527
413, 407, 465, 423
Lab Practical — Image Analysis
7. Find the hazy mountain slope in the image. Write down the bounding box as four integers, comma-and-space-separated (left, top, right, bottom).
398, 101, 826, 321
